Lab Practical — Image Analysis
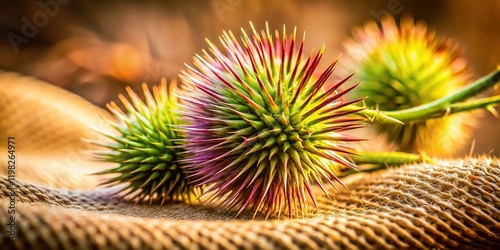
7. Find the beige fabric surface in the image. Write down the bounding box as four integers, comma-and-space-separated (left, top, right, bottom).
0, 72, 499, 249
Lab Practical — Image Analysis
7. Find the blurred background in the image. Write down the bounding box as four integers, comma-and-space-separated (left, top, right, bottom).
1, 0, 499, 156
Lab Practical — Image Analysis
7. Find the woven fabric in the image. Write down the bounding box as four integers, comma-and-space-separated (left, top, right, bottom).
1, 159, 499, 249
0, 72, 113, 190
0, 72, 499, 249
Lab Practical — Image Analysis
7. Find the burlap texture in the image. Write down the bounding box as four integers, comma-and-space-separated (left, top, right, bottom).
0, 72, 499, 249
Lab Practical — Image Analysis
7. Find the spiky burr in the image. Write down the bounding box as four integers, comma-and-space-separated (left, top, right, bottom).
341, 16, 473, 157
88, 79, 196, 204
179, 23, 365, 218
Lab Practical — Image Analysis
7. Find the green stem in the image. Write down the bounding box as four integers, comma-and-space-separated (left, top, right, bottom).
340, 151, 434, 178
428, 95, 500, 119
381, 69, 500, 122
349, 69, 500, 124
351, 151, 432, 165
349, 108, 404, 124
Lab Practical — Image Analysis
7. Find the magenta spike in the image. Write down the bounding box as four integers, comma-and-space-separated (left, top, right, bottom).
298, 59, 338, 110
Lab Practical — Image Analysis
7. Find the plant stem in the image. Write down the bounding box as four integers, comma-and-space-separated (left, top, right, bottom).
350, 108, 404, 124
428, 95, 500, 119
351, 151, 433, 165
340, 151, 434, 177
381, 69, 500, 122
349, 69, 500, 124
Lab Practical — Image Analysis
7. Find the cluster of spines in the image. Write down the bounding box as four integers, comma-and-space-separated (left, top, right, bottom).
341, 16, 471, 156
178, 23, 365, 218
89, 79, 196, 204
